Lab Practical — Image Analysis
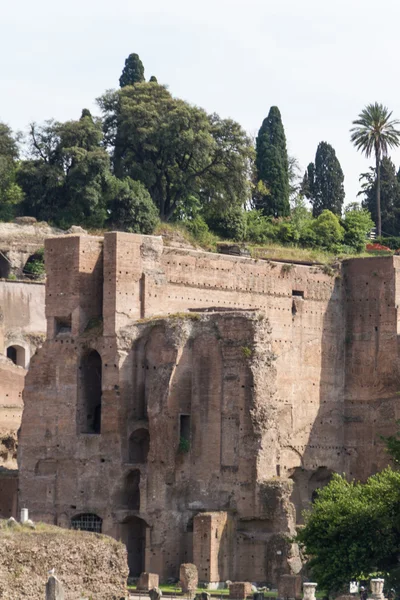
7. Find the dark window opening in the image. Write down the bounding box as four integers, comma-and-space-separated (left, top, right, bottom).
71, 513, 102, 533
55, 315, 72, 335
6, 345, 26, 368
0, 253, 11, 279
124, 470, 140, 510
292, 290, 304, 298
180, 414, 190, 441
78, 350, 102, 434
129, 429, 150, 464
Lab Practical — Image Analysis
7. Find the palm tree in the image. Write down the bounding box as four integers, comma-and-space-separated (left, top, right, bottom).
350, 103, 400, 237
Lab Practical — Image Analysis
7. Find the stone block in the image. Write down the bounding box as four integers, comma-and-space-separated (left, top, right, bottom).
149, 588, 162, 600
180, 563, 198, 594
278, 575, 302, 600
137, 572, 159, 591
229, 582, 252, 599
46, 575, 65, 600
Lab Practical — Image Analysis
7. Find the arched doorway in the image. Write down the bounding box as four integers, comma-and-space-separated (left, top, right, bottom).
78, 350, 102, 434
129, 429, 150, 464
120, 517, 147, 577
6, 345, 26, 368
0, 253, 10, 279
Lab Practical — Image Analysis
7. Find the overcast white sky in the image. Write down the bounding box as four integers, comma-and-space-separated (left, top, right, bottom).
2, 0, 400, 206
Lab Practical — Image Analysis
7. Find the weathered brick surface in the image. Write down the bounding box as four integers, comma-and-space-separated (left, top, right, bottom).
18, 234, 400, 584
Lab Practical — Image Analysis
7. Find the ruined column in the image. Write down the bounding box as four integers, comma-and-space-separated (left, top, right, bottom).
370, 579, 385, 600
302, 583, 317, 600
45, 575, 65, 600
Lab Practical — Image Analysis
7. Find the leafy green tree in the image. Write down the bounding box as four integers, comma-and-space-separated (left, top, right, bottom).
119, 53, 145, 88
302, 142, 345, 217
149, 75, 158, 83
0, 123, 23, 220
255, 106, 290, 218
311, 209, 344, 250
98, 83, 253, 221
296, 468, 400, 593
107, 177, 158, 234
204, 204, 247, 241
18, 111, 111, 227
343, 203, 374, 252
359, 157, 400, 236
351, 103, 400, 237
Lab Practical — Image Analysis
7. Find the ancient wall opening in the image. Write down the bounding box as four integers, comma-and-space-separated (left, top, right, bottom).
0, 253, 10, 279
119, 516, 147, 577
6, 345, 26, 368
71, 513, 102, 533
123, 470, 141, 510
77, 350, 102, 434
129, 429, 149, 464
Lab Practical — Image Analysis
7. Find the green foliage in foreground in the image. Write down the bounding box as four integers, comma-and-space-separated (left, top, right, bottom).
296, 468, 400, 593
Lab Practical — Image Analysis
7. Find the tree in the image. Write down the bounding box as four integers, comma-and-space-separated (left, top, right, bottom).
107, 177, 159, 234
359, 157, 400, 236
0, 123, 23, 220
255, 106, 290, 218
18, 111, 111, 227
98, 83, 253, 221
149, 75, 158, 83
296, 468, 400, 594
343, 203, 374, 252
350, 103, 400, 237
302, 142, 345, 217
119, 53, 145, 88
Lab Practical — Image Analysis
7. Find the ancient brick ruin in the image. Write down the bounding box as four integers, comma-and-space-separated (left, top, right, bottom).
17, 232, 400, 584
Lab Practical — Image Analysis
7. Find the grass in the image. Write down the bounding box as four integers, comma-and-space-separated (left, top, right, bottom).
128, 585, 278, 597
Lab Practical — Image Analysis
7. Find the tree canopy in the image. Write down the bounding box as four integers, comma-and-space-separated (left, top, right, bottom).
351, 103, 400, 236
302, 141, 345, 217
98, 82, 253, 221
0, 123, 23, 220
119, 53, 145, 87
296, 467, 400, 594
254, 106, 290, 218
359, 157, 400, 236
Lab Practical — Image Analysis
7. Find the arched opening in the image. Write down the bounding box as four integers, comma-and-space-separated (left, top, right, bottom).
122, 470, 140, 510
309, 466, 333, 503
6, 345, 26, 368
23, 249, 45, 280
78, 350, 102, 434
0, 253, 11, 279
129, 429, 150, 463
71, 513, 102, 533
119, 516, 147, 577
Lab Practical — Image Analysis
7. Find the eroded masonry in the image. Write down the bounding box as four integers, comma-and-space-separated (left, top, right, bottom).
18, 233, 400, 584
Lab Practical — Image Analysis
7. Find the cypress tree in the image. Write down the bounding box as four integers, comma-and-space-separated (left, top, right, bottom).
302, 141, 345, 217
255, 106, 290, 217
119, 53, 145, 88
149, 75, 158, 83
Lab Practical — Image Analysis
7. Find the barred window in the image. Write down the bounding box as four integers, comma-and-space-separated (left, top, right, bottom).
71, 513, 102, 533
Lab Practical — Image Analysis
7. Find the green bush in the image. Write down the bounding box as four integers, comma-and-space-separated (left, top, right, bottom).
24, 248, 45, 278
311, 209, 344, 251
245, 210, 276, 244
205, 205, 247, 241
108, 177, 159, 234
377, 236, 400, 250
343, 205, 374, 252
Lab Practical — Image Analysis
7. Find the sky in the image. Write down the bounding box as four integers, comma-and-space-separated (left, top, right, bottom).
2, 0, 400, 206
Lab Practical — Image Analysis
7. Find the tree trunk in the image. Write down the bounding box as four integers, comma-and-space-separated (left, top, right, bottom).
376, 152, 381, 237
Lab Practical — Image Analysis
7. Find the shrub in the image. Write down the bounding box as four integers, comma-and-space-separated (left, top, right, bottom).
107, 177, 159, 234
205, 205, 247, 241
24, 248, 45, 279
245, 210, 276, 244
311, 209, 344, 251
343, 205, 374, 252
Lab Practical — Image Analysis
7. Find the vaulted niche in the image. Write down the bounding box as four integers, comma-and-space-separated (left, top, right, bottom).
78, 350, 102, 434
129, 428, 150, 464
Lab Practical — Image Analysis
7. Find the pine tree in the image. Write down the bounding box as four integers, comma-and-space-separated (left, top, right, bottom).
302, 142, 345, 217
255, 106, 290, 217
119, 53, 145, 88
